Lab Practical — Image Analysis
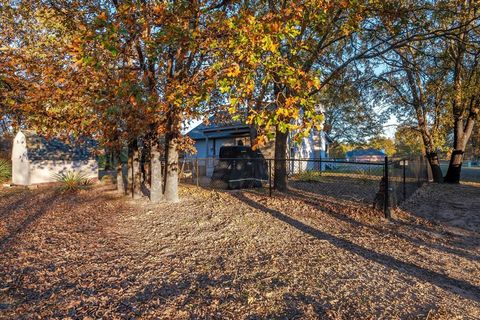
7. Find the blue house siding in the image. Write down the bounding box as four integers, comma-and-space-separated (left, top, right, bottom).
186, 122, 330, 176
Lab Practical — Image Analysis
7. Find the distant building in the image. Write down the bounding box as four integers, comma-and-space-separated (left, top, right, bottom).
345, 148, 385, 162
187, 120, 330, 176
11, 131, 98, 185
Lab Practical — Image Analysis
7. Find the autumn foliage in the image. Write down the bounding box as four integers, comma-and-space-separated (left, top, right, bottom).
1, 0, 479, 200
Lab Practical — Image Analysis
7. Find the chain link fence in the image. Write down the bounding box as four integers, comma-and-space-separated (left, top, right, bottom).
285, 158, 384, 205
387, 157, 430, 210
177, 156, 431, 218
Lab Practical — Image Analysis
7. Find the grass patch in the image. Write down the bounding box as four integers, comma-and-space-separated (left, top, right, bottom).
292, 168, 383, 184
0, 158, 12, 183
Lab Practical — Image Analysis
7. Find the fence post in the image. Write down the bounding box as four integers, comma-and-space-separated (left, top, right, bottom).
403, 159, 406, 201
195, 158, 199, 187
269, 159, 272, 197
319, 153, 323, 175
417, 156, 421, 186
425, 156, 430, 183
384, 156, 391, 219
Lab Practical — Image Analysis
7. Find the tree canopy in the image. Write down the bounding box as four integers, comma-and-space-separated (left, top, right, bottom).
1, 0, 479, 200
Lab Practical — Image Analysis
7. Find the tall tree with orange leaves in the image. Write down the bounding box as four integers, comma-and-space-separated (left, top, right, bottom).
73, 0, 233, 202
217, 0, 372, 190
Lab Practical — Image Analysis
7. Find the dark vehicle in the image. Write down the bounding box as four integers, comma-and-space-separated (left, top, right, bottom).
211, 146, 268, 189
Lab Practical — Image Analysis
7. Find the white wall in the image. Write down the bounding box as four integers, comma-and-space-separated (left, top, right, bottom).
11, 131, 30, 185
289, 130, 328, 173
11, 131, 99, 185
29, 159, 98, 184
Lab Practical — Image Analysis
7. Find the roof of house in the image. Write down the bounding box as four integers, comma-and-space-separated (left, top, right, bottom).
20, 131, 97, 161
187, 116, 331, 143
346, 148, 385, 158
187, 121, 251, 140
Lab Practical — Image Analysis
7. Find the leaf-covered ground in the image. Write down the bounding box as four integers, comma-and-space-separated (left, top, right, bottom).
0, 183, 479, 319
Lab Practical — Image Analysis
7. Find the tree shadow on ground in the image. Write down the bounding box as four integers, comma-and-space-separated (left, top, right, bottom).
232, 192, 480, 303
116, 273, 239, 317
284, 188, 480, 263
398, 183, 480, 236
245, 292, 331, 320
0, 192, 59, 251
288, 178, 479, 237
0, 190, 119, 252
0, 191, 37, 219
288, 178, 379, 204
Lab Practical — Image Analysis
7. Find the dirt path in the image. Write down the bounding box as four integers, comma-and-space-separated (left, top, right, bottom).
401, 183, 480, 236
0, 184, 479, 319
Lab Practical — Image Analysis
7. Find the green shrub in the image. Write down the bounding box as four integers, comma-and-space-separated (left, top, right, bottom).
97, 154, 107, 170
53, 171, 93, 191
0, 159, 12, 183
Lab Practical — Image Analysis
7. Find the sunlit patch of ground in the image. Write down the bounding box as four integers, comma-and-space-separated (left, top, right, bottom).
0, 183, 479, 319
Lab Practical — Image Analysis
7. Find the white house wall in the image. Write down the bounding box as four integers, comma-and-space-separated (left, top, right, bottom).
28, 159, 98, 184
289, 130, 328, 173
11, 131, 30, 185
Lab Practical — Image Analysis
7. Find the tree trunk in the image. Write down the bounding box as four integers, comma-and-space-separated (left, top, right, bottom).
150, 143, 163, 203
116, 152, 126, 194
444, 100, 478, 183
426, 152, 443, 183
127, 146, 134, 196
249, 125, 257, 146
274, 127, 288, 191
164, 135, 179, 202
132, 141, 143, 199
444, 150, 464, 183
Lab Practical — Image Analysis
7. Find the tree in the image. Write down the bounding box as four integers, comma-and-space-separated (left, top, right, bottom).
92, 0, 230, 201
321, 70, 387, 144
368, 136, 396, 157
1, 0, 146, 198
1, 0, 233, 202
394, 125, 425, 157
440, 0, 480, 183
219, 0, 373, 191
372, 0, 480, 183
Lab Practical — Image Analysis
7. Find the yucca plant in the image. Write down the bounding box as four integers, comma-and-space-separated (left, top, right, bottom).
53, 171, 93, 191
0, 159, 12, 183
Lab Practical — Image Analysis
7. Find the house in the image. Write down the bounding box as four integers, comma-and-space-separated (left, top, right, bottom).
345, 148, 385, 162
186, 121, 330, 176
11, 131, 98, 185
187, 121, 253, 159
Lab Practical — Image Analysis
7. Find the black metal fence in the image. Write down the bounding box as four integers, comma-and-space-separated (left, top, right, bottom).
387, 157, 430, 211
282, 158, 385, 206
178, 156, 430, 218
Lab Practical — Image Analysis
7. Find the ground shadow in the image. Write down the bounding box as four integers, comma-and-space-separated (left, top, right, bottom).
232, 192, 480, 302
399, 183, 480, 237
288, 176, 380, 204
0, 192, 59, 251
285, 188, 480, 263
